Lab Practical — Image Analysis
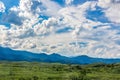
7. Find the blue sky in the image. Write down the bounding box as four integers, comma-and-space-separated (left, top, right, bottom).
0, 0, 120, 58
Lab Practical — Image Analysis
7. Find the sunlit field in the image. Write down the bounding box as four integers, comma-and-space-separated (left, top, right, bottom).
0, 61, 120, 80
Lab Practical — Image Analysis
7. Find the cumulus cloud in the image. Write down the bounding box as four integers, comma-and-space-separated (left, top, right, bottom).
0, 0, 120, 58
0, 1, 5, 12
97, 0, 120, 23
40, 0, 62, 16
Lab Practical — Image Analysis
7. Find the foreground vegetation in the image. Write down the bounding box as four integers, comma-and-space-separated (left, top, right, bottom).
0, 61, 120, 80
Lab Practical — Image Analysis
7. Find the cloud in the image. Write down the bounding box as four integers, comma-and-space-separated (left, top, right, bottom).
10, 0, 40, 26
40, 0, 62, 16
0, 1, 5, 12
65, 0, 74, 5
97, 0, 120, 24
0, 0, 120, 58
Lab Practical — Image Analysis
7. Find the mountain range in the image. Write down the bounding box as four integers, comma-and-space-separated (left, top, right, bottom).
0, 46, 120, 64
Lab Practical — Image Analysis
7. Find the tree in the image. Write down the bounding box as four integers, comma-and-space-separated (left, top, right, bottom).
33, 76, 39, 80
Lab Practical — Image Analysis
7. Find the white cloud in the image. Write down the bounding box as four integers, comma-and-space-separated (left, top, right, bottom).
97, 0, 111, 8
40, 0, 62, 16
105, 4, 120, 23
65, 0, 74, 5
0, 0, 120, 58
10, 0, 40, 26
97, 0, 120, 24
0, 1, 5, 12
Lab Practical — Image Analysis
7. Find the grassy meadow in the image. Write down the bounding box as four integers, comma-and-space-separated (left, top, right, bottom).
0, 61, 120, 80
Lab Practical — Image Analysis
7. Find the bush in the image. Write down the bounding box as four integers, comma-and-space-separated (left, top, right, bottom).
18, 77, 25, 80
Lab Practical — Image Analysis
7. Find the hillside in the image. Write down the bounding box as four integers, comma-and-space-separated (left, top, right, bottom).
0, 61, 120, 80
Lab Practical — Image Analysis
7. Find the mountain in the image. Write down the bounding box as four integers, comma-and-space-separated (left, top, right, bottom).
0, 46, 120, 64
71, 55, 120, 64
0, 46, 70, 63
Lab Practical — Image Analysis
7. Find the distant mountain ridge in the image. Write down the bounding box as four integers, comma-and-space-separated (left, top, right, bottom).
0, 46, 120, 64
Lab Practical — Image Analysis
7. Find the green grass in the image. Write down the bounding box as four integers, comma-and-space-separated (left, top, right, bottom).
0, 61, 120, 80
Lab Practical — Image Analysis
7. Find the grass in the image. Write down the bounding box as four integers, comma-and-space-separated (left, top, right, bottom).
0, 61, 120, 80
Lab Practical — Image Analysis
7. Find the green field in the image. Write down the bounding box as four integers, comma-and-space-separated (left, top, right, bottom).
0, 61, 120, 80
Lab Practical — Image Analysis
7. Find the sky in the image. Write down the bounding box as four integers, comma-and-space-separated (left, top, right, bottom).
0, 0, 120, 58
